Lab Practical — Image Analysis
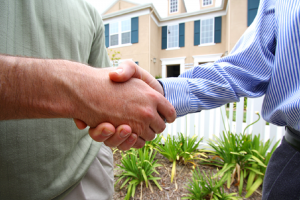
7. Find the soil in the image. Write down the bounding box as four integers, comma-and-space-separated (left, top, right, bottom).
113, 151, 262, 200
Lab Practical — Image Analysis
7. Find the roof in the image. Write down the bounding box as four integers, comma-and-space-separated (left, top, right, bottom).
102, 0, 226, 23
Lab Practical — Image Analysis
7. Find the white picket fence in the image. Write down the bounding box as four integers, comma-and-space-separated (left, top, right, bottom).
161, 96, 284, 149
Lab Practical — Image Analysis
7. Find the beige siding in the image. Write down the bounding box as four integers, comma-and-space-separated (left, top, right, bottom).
104, 0, 138, 15
227, 0, 248, 52
107, 15, 150, 72
150, 17, 162, 77
159, 16, 226, 65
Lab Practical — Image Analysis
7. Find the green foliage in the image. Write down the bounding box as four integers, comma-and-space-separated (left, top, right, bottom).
155, 75, 162, 79
177, 132, 207, 165
155, 134, 181, 183
201, 112, 280, 198
108, 49, 121, 67
155, 133, 205, 182
182, 168, 242, 200
115, 147, 162, 200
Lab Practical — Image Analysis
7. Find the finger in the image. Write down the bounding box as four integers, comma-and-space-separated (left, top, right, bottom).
140, 127, 156, 141
104, 125, 132, 147
88, 123, 115, 142
117, 133, 138, 151
131, 136, 146, 149
149, 112, 166, 134
74, 118, 88, 130
109, 61, 164, 95
157, 94, 177, 123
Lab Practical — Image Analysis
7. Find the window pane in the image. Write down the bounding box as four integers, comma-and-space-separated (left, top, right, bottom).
121, 19, 130, 32
110, 34, 118, 46
200, 18, 213, 44
122, 32, 130, 44
110, 22, 118, 34
203, 0, 212, 6
170, 0, 178, 13
167, 24, 179, 48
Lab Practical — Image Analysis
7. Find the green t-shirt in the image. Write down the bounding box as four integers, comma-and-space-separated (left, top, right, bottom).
0, 0, 111, 199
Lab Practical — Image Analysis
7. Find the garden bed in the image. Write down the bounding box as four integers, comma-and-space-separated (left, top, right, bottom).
112, 150, 262, 200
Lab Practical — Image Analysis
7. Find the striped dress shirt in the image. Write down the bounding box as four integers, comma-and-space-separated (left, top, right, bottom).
159, 0, 300, 131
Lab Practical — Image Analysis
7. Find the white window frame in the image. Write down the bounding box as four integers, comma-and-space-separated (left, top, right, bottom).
202, 0, 213, 7
169, 0, 178, 14
167, 24, 179, 50
199, 18, 215, 46
109, 19, 131, 47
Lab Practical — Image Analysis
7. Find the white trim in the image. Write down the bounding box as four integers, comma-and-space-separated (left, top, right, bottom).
192, 53, 222, 66
102, 1, 226, 23
161, 57, 186, 78
202, 0, 213, 7
166, 47, 180, 50
108, 43, 132, 49
103, 9, 150, 25
199, 17, 214, 45
198, 43, 216, 47
159, 10, 226, 27
167, 24, 179, 49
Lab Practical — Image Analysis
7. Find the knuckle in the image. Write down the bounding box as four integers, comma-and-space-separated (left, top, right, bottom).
142, 107, 155, 120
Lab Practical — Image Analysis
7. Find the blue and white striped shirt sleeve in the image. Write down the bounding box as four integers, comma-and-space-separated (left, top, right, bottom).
159, 0, 276, 118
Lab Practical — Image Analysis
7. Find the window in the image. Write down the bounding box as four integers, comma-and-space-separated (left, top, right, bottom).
203, 0, 212, 6
110, 22, 119, 46
200, 18, 214, 45
167, 25, 179, 48
170, 0, 178, 13
110, 19, 131, 46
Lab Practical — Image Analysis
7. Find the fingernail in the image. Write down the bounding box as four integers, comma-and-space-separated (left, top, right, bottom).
128, 134, 137, 142
114, 68, 123, 74
102, 129, 113, 136
120, 130, 129, 138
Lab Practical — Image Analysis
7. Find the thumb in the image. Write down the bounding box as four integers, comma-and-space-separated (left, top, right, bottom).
109, 60, 164, 95
109, 60, 142, 82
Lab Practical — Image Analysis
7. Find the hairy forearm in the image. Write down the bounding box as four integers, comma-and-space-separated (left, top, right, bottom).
0, 54, 86, 120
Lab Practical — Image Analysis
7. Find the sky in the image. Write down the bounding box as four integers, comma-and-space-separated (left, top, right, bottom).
85, 0, 201, 18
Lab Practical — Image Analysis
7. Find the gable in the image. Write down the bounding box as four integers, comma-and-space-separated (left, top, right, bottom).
104, 0, 139, 15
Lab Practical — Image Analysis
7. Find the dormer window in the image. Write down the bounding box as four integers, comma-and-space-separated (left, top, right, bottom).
170, 0, 178, 13
203, 0, 212, 6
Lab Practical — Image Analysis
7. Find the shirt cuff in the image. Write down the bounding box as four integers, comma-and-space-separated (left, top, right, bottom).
158, 78, 192, 117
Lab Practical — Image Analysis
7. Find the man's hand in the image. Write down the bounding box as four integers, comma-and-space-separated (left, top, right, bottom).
77, 61, 176, 150
0, 55, 176, 148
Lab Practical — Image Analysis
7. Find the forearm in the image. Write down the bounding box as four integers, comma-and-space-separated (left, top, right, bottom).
0, 54, 86, 120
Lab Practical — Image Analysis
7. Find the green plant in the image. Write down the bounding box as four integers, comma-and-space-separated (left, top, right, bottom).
244, 133, 280, 197
182, 167, 242, 200
202, 111, 280, 197
108, 49, 121, 67
177, 132, 207, 166
155, 134, 181, 183
115, 147, 162, 200
155, 75, 162, 79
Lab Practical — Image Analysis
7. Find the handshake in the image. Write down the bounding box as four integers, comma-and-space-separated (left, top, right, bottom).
74, 60, 176, 150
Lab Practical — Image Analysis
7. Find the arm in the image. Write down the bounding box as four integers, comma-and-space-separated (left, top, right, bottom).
107, 0, 275, 117
0, 54, 176, 142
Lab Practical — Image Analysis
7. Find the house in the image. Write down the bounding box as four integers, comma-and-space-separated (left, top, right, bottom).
102, 0, 260, 78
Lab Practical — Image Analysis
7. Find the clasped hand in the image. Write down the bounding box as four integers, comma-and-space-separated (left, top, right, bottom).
74, 61, 176, 150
